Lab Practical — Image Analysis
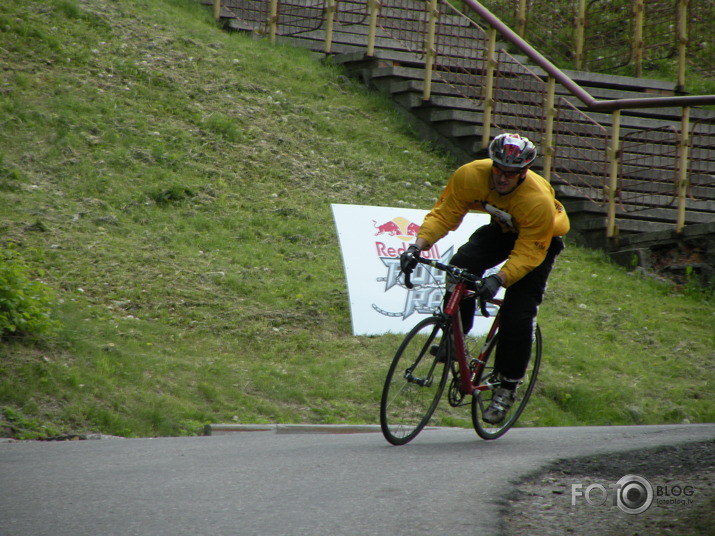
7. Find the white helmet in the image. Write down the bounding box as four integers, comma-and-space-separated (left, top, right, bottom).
488, 133, 537, 168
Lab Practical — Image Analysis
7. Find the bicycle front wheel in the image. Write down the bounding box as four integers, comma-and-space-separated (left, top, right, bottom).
380, 316, 452, 445
471, 324, 542, 440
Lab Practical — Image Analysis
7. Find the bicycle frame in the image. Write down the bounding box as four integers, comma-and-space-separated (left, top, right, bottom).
443, 279, 502, 397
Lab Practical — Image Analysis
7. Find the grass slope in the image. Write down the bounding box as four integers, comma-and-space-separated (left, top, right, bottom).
1, 0, 713, 438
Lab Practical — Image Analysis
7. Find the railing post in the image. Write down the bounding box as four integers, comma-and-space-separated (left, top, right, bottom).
676, 0, 689, 93
516, 0, 527, 38
481, 27, 497, 150
633, 0, 644, 77
268, 0, 278, 44
367, 0, 379, 57
676, 106, 691, 233
542, 77, 556, 183
324, 0, 336, 54
213, 0, 221, 21
606, 110, 621, 239
423, 0, 439, 101
574, 0, 586, 71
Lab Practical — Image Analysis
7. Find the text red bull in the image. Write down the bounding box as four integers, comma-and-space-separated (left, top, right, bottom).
375, 242, 440, 259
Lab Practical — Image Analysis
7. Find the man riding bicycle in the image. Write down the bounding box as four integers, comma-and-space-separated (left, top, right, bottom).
400, 133, 570, 424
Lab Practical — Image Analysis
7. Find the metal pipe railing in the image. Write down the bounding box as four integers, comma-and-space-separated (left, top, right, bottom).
324, 0, 336, 53
677, 107, 692, 233
462, 0, 715, 113
480, 27, 497, 151
633, 0, 644, 78
606, 111, 622, 238
542, 76, 556, 184
482, 0, 713, 87
574, 0, 586, 71
676, 0, 688, 93
422, 0, 438, 101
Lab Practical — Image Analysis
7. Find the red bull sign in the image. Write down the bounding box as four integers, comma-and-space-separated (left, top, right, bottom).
331, 204, 495, 336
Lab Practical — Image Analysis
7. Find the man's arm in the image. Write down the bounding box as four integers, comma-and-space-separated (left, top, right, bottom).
413, 237, 431, 251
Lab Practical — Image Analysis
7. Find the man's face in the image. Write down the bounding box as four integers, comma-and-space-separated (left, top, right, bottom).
491, 164, 526, 195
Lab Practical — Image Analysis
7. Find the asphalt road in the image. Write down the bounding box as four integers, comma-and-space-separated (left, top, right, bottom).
2, 424, 714, 536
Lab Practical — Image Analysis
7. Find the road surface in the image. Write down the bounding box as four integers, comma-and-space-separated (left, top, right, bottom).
2, 424, 714, 536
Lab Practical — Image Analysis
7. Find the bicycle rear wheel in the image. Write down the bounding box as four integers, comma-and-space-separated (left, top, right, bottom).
380, 316, 452, 445
471, 324, 542, 440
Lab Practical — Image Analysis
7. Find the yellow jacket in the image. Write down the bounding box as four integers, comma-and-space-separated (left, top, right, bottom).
417, 159, 570, 287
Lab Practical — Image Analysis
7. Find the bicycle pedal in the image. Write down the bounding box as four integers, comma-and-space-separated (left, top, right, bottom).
484, 374, 501, 389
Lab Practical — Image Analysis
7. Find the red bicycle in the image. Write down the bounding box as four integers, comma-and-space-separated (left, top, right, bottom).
379, 256, 541, 445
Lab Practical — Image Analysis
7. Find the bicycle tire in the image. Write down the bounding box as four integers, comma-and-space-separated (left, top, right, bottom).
471, 324, 542, 440
380, 316, 452, 445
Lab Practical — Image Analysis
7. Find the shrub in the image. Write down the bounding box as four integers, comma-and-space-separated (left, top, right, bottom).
0, 246, 60, 340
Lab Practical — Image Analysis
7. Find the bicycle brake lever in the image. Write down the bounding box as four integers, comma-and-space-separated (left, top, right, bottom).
403, 270, 414, 289
479, 297, 490, 318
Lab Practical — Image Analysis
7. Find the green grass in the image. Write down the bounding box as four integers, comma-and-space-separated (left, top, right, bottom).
1, 0, 713, 439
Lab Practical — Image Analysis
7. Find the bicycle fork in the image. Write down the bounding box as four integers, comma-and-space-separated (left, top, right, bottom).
402, 329, 443, 387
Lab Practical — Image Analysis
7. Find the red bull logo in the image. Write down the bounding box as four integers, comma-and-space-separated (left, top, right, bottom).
372, 217, 421, 239
373, 217, 439, 259
373, 219, 402, 237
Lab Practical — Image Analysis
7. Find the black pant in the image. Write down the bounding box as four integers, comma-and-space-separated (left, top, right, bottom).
450, 222, 564, 380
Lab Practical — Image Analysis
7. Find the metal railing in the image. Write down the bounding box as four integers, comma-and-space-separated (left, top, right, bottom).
619, 126, 680, 210
479, 0, 715, 91
210, 0, 715, 237
689, 118, 715, 201
552, 98, 610, 205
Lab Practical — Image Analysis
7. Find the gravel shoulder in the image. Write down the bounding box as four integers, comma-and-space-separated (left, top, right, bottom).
501, 439, 715, 535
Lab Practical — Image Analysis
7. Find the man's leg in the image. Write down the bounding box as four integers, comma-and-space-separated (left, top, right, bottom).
494, 237, 565, 383
482, 237, 565, 425
450, 223, 514, 334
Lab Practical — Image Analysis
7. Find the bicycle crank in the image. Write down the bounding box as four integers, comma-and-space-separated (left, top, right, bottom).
447, 375, 468, 407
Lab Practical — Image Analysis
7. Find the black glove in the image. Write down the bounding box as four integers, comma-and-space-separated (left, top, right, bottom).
399, 244, 421, 274
477, 274, 502, 302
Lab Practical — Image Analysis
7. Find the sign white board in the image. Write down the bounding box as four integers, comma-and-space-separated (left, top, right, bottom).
331, 204, 502, 336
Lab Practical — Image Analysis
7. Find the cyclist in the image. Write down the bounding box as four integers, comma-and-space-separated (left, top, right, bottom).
400, 133, 570, 424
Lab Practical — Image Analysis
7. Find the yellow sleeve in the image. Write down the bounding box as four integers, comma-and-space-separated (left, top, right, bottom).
417, 166, 484, 246
500, 201, 555, 286
417, 168, 470, 245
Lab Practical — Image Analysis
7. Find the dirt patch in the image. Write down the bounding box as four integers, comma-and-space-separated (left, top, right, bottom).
502, 439, 715, 536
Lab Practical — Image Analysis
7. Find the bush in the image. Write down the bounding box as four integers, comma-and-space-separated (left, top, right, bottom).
0, 246, 60, 340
